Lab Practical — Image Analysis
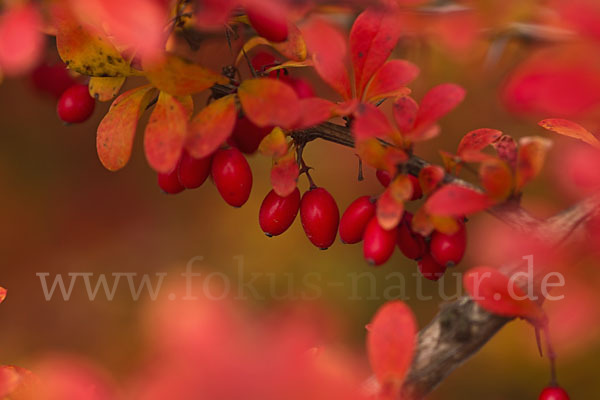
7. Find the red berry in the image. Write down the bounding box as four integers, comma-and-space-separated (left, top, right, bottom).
339, 196, 376, 244
57, 84, 95, 123
281, 76, 315, 99
429, 224, 467, 267
259, 188, 301, 237
158, 168, 185, 194
408, 174, 423, 200
31, 62, 76, 98
376, 169, 392, 187
539, 386, 570, 400
397, 213, 426, 260
177, 151, 211, 189
246, 7, 288, 43
228, 115, 272, 154
300, 187, 339, 249
363, 217, 397, 266
417, 253, 447, 281
211, 148, 253, 207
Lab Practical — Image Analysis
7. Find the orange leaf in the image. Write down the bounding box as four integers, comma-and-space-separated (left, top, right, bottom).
457, 128, 502, 157
538, 118, 600, 148
439, 150, 462, 174
186, 95, 237, 159
294, 98, 334, 129
271, 150, 299, 197
270, 22, 307, 61
377, 175, 412, 230
97, 86, 156, 171
144, 92, 189, 173
0, 4, 43, 75
464, 266, 545, 322
363, 60, 418, 103
355, 138, 387, 170
380, 147, 408, 175
88, 77, 126, 102
367, 301, 417, 386
425, 184, 491, 217
259, 127, 289, 158
238, 78, 300, 128
431, 215, 460, 235
411, 207, 435, 236
143, 54, 227, 96
419, 165, 445, 195
480, 159, 513, 201
515, 136, 552, 191
413, 83, 465, 132
0, 287, 6, 304
53, 5, 136, 77
301, 17, 351, 100
352, 103, 396, 142
350, 8, 403, 99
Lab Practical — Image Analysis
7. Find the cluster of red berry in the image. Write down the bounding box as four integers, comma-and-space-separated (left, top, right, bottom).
31, 62, 96, 124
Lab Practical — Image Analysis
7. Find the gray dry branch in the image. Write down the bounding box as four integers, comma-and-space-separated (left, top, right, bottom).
290, 121, 600, 399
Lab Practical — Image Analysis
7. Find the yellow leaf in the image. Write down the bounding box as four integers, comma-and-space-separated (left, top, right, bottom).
89, 77, 126, 101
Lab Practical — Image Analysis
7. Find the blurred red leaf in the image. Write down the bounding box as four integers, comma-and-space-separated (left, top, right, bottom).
271, 150, 299, 197
0, 287, 5, 304
515, 136, 552, 192
419, 165, 445, 195
555, 142, 600, 196
412, 83, 466, 132
195, 0, 237, 30
0, 4, 43, 75
186, 95, 237, 159
350, 8, 403, 99
411, 207, 435, 237
363, 60, 417, 103
294, 98, 335, 129
352, 103, 396, 142
301, 18, 352, 100
97, 86, 156, 171
392, 96, 419, 134
479, 159, 513, 201
377, 175, 412, 230
68, 0, 167, 59
144, 93, 189, 174
425, 184, 491, 217
464, 266, 545, 322
538, 118, 600, 148
457, 128, 502, 157
238, 78, 300, 128
492, 135, 518, 170
367, 301, 417, 386
143, 54, 227, 96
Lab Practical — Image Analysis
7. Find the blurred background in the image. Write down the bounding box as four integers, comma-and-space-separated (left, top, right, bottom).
1, 0, 600, 398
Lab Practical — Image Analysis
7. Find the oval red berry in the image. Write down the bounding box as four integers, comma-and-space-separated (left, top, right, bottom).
539, 386, 570, 400
211, 148, 253, 207
417, 253, 447, 281
158, 167, 185, 194
246, 7, 289, 43
300, 187, 339, 249
339, 196, 376, 244
430, 224, 466, 267
178, 151, 211, 189
363, 217, 397, 266
57, 84, 95, 123
259, 188, 301, 237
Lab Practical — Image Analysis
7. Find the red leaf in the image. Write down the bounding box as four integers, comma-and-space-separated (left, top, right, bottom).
294, 98, 334, 129
97, 86, 156, 171
493, 135, 518, 170
418, 165, 445, 195
186, 95, 237, 159
144, 92, 189, 173
425, 184, 491, 217
464, 266, 545, 322
538, 118, 600, 148
195, 0, 237, 30
0, 4, 43, 75
515, 136, 552, 191
271, 151, 299, 197
238, 78, 300, 128
350, 8, 403, 99
376, 175, 412, 230
413, 83, 466, 131
0, 287, 6, 304
352, 103, 395, 142
301, 18, 352, 100
392, 96, 419, 134
363, 60, 417, 103
367, 301, 417, 385
457, 128, 503, 156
